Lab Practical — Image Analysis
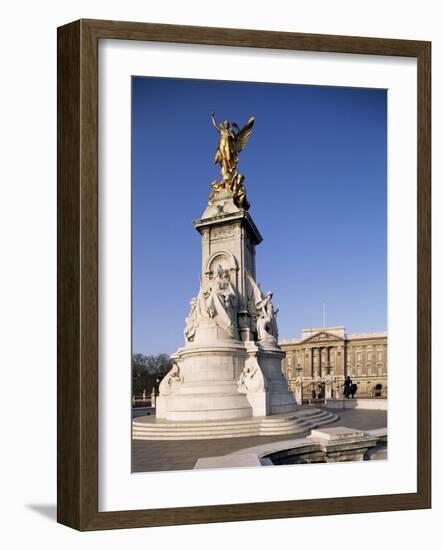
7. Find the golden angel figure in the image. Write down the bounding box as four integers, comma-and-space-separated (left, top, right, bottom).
211, 113, 255, 182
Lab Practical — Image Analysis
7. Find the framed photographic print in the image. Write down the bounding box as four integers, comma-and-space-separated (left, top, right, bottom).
57, 19, 431, 530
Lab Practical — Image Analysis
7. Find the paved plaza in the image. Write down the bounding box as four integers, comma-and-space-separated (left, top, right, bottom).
131, 407, 387, 472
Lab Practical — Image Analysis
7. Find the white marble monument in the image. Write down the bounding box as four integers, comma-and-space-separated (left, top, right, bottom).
155, 113, 299, 422
137, 114, 338, 439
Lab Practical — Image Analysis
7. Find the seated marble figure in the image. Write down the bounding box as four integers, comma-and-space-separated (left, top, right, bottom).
184, 264, 239, 342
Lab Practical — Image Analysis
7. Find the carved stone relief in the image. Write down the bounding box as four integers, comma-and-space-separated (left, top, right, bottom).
237, 356, 266, 393
159, 364, 184, 396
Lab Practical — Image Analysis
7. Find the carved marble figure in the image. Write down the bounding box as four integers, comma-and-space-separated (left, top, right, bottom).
184, 298, 198, 343
190, 264, 239, 339
246, 273, 279, 344
238, 359, 265, 393
158, 364, 183, 396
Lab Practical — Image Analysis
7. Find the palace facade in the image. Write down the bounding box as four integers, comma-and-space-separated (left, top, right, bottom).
280, 326, 387, 401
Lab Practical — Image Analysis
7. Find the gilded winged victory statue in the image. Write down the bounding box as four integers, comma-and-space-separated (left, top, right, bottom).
210, 113, 255, 210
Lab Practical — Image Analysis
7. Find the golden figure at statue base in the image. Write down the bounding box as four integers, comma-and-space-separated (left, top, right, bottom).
208, 171, 250, 211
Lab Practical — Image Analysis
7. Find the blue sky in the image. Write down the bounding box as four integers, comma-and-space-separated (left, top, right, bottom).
132, 77, 387, 355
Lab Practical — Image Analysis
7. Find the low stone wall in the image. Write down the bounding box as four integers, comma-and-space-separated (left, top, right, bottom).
325, 398, 387, 411
194, 426, 388, 469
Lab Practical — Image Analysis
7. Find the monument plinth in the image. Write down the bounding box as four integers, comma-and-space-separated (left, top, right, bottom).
157, 182, 297, 421
194, 188, 262, 343
140, 114, 338, 438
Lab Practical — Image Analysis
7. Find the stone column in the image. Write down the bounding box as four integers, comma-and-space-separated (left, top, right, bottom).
314, 348, 319, 379
336, 345, 343, 376
334, 345, 345, 399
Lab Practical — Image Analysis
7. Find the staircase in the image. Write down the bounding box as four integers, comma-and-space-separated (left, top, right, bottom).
132, 408, 338, 440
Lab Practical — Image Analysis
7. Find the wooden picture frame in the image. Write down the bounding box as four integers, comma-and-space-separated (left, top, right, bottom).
57, 18, 431, 531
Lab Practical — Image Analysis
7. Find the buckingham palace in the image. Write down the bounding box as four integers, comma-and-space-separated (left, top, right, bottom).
280, 326, 387, 402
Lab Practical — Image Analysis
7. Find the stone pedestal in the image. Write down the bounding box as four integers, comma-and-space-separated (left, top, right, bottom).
156, 331, 298, 421
155, 188, 298, 424
156, 340, 252, 421
193, 188, 262, 343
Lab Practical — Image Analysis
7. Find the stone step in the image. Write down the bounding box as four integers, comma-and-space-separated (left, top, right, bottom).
259, 418, 337, 434
133, 423, 337, 440
261, 411, 325, 423
133, 411, 330, 433
260, 414, 336, 428
133, 409, 327, 430
134, 409, 332, 425
132, 410, 339, 440
260, 412, 335, 426
133, 429, 262, 440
